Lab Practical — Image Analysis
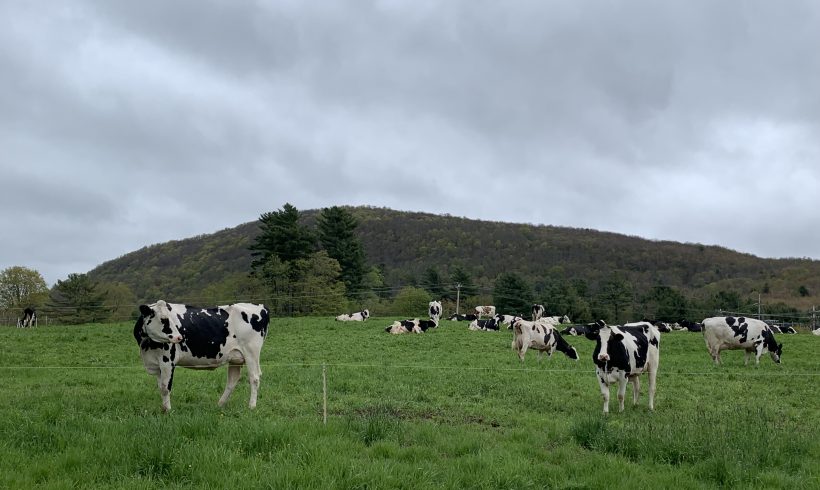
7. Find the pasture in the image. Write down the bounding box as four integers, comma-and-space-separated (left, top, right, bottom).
1, 318, 819, 489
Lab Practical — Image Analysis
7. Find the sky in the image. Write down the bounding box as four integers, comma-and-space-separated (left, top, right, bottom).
2, 0, 820, 286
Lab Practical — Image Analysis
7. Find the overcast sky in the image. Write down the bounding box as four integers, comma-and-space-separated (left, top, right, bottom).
2, 1, 820, 286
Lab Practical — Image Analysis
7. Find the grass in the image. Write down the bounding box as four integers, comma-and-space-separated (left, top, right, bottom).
1, 317, 818, 489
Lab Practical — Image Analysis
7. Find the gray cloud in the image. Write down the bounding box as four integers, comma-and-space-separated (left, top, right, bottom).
2, 0, 820, 286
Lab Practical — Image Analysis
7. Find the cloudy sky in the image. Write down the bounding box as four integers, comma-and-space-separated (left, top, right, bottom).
2, 0, 819, 286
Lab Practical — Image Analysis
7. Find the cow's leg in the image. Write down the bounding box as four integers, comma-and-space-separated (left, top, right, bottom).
631, 376, 641, 406
245, 357, 262, 409
598, 373, 610, 414
616, 376, 628, 412
158, 363, 175, 413
647, 368, 657, 411
218, 365, 242, 407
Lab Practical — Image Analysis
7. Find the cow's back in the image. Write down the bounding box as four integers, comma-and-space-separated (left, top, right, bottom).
702, 316, 767, 349
174, 303, 268, 368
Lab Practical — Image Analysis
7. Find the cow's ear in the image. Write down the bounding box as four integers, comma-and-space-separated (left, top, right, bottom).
139, 304, 153, 317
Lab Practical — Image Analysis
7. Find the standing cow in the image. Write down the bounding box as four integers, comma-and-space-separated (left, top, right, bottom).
17, 307, 37, 328
134, 300, 270, 412
428, 301, 443, 321
475, 305, 496, 319
701, 316, 782, 366
531, 304, 545, 321
585, 320, 660, 414
511, 319, 579, 362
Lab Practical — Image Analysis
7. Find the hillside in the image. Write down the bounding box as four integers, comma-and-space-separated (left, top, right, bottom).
87, 206, 820, 313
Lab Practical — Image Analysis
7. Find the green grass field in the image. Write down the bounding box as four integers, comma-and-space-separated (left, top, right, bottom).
1, 318, 819, 489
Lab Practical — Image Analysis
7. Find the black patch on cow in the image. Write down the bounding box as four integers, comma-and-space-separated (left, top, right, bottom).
167, 365, 175, 392
249, 307, 270, 336
554, 331, 579, 360
650, 336, 659, 348
161, 318, 172, 335
728, 319, 749, 343
169, 344, 176, 362
241, 311, 249, 324
162, 356, 169, 363
726, 316, 736, 327
175, 306, 232, 360
591, 326, 650, 374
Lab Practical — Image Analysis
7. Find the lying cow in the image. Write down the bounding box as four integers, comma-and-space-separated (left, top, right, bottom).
428, 301, 442, 321
385, 317, 439, 334
468, 318, 500, 331
475, 305, 496, 319
702, 316, 782, 365
585, 320, 660, 414
17, 307, 36, 328
134, 300, 270, 412
494, 314, 523, 329
560, 324, 589, 336
335, 309, 370, 321
538, 314, 571, 326
532, 304, 545, 321
448, 313, 478, 321
511, 319, 579, 362
680, 319, 703, 332
774, 325, 797, 334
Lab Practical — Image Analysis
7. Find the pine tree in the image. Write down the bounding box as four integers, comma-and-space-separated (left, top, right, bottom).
316, 206, 367, 298
249, 203, 316, 273
493, 272, 533, 316
46, 273, 107, 324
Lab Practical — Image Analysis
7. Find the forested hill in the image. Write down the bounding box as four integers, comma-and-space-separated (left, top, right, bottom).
87, 206, 820, 309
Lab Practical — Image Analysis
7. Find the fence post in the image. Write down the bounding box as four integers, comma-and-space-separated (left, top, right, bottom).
455, 283, 461, 315
322, 363, 327, 425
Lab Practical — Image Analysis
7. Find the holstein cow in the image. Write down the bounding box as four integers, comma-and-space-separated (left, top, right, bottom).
385, 317, 439, 334
468, 318, 501, 331
428, 301, 443, 321
701, 316, 782, 366
538, 315, 571, 326
532, 304, 546, 321
560, 324, 589, 336
335, 309, 370, 321
494, 314, 523, 330
448, 313, 478, 321
134, 300, 270, 412
511, 318, 579, 362
474, 305, 496, 319
17, 307, 36, 328
585, 320, 660, 414
778, 325, 797, 334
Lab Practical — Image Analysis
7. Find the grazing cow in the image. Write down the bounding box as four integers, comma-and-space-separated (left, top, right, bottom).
474, 305, 496, 319
385, 317, 439, 334
511, 319, 579, 362
17, 307, 36, 328
335, 309, 370, 322
428, 301, 443, 321
134, 300, 270, 412
585, 320, 660, 414
448, 313, 478, 321
701, 316, 782, 366
532, 304, 546, 321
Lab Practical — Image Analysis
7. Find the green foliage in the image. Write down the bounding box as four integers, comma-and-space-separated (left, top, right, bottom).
0, 266, 49, 309
596, 273, 634, 323
391, 286, 431, 317
98, 281, 137, 322
639, 285, 689, 322
421, 267, 446, 300
317, 206, 368, 298
493, 272, 533, 316
449, 265, 477, 298
799, 285, 810, 297
249, 203, 316, 273
258, 252, 346, 316
46, 273, 107, 324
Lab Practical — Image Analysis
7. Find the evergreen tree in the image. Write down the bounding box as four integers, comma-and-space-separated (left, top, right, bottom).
493, 272, 533, 316
598, 274, 633, 323
449, 265, 477, 299
249, 203, 316, 273
422, 266, 445, 299
46, 273, 107, 324
316, 206, 367, 298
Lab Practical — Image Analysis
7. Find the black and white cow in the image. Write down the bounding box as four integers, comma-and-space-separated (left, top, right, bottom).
493, 314, 523, 330
134, 300, 270, 412
511, 319, 579, 362
335, 309, 370, 321
702, 316, 782, 366
17, 307, 36, 328
531, 304, 545, 321
560, 324, 589, 336
475, 305, 496, 319
538, 314, 571, 326
585, 320, 660, 414
776, 325, 797, 334
428, 301, 443, 321
680, 319, 703, 332
448, 313, 478, 321
468, 318, 501, 331
385, 317, 439, 334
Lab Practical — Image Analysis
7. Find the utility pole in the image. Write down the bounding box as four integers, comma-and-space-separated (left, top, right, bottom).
758, 292, 761, 320
455, 283, 461, 315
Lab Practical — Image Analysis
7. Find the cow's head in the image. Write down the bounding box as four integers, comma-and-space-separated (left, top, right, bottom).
770, 342, 783, 364
560, 314, 571, 324
585, 320, 622, 361
362, 309, 370, 320
138, 300, 183, 344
